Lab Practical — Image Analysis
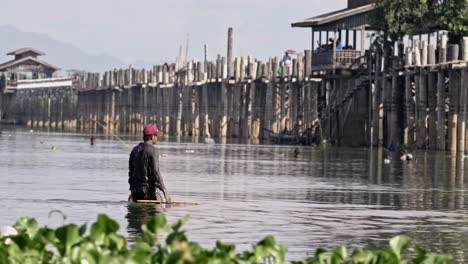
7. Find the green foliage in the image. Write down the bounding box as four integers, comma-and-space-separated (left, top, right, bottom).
435, 0, 468, 43
372, 0, 429, 40
373, 0, 468, 43
0, 215, 453, 264
292, 236, 452, 264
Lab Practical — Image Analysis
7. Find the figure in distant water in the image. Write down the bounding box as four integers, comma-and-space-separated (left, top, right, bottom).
294, 148, 303, 159
90, 136, 96, 145
128, 124, 171, 203
400, 150, 413, 163
204, 137, 215, 144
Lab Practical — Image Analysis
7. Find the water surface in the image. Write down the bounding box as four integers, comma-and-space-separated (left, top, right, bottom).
0, 126, 466, 262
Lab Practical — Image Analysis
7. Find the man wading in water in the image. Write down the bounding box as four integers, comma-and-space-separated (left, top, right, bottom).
128, 124, 172, 203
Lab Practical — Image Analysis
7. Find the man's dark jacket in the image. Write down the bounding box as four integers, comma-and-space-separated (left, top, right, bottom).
129, 142, 166, 201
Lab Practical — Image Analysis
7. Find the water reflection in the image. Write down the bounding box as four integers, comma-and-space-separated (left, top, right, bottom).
125, 203, 163, 237
0, 127, 467, 263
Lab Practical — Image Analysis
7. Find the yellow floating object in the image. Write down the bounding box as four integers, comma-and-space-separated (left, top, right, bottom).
50, 146, 57, 150
137, 200, 200, 205
161, 154, 168, 157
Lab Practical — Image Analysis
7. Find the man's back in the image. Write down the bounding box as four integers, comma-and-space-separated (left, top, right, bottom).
129, 142, 166, 200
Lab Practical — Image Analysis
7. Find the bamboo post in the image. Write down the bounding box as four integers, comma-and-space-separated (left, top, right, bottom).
463, 68, 468, 153
421, 40, 428, 66
388, 59, 399, 145
371, 54, 381, 146
220, 57, 228, 138
164, 85, 170, 135
227, 28, 234, 79
129, 65, 133, 85
439, 34, 448, 63
231, 58, 240, 138
458, 66, 466, 153
462, 37, 468, 61
237, 57, 246, 137
427, 42, 437, 148
436, 69, 446, 150
416, 66, 427, 149
297, 53, 305, 134
414, 40, 421, 66
448, 44, 460, 152
202, 72, 210, 138
404, 46, 414, 145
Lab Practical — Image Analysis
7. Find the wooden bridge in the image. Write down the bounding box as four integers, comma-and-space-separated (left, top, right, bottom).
1, 0, 468, 150
1, 33, 467, 151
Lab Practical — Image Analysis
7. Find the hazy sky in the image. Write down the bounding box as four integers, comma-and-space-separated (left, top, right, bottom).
0, 0, 347, 65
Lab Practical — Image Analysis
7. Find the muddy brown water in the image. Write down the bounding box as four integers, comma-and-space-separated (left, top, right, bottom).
0, 126, 467, 263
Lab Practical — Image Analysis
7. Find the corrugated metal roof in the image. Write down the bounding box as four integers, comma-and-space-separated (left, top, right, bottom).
291, 4, 375, 28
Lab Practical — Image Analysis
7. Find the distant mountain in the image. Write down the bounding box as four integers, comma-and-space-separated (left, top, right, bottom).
0, 25, 127, 74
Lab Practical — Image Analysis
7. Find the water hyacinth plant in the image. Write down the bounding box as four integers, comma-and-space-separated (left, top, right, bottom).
0, 214, 453, 264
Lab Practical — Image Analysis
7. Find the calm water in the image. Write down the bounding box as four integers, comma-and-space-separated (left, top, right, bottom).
0, 126, 467, 263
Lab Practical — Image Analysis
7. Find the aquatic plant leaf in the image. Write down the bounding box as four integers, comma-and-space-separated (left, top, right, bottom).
251, 236, 287, 263
32, 227, 56, 250
8, 233, 32, 249
332, 246, 346, 260
330, 246, 347, 264
90, 214, 119, 244
215, 240, 235, 254
351, 248, 375, 263
14, 217, 38, 237
412, 247, 453, 264
140, 224, 155, 246
257, 235, 277, 248
422, 253, 453, 264
166, 231, 188, 244
55, 224, 80, 256
107, 233, 127, 251
0, 214, 456, 264
92, 214, 120, 234
390, 235, 410, 259
144, 213, 167, 235
314, 248, 327, 258
130, 241, 155, 263
171, 215, 189, 232
78, 224, 87, 236
412, 246, 428, 264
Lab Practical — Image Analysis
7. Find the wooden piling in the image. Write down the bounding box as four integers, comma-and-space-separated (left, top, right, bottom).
427, 43, 437, 148
3, 34, 466, 150
448, 44, 460, 152
463, 68, 468, 153
436, 69, 446, 150
220, 57, 228, 138
227, 28, 234, 79
372, 53, 382, 146
416, 64, 427, 149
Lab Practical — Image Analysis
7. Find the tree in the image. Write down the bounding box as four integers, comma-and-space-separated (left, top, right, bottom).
372, 0, 468, 43
434, 0, 468, 43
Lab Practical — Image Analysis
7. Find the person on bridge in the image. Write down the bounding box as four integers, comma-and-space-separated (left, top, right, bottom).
128, 124, 171, 203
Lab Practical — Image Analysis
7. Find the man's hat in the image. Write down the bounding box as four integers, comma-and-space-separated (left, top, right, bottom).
143, 124, 164, 137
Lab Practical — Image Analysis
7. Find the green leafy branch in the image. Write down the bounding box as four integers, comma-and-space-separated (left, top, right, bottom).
0, 214, 453, 264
